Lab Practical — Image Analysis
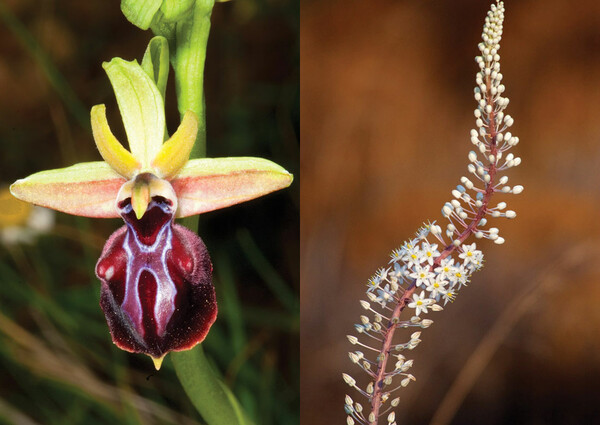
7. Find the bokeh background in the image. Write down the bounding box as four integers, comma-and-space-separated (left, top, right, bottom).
0, 0, 298, 424
301, 0, 600, 424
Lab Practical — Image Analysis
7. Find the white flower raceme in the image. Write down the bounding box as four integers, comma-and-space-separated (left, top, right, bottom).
344, 2, 522, 425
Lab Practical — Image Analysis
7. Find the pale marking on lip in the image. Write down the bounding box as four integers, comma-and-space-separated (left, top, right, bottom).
120, 201, 178, 339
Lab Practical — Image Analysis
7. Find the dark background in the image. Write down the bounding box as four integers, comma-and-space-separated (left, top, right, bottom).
0, 0, 298, 424
301, 0, 600, 424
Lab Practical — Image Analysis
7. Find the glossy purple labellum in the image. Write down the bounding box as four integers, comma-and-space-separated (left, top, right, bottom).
95, 194, 217, 363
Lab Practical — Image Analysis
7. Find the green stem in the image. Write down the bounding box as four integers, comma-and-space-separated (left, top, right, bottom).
172, 0, 212, 159
157, 1, 253, 424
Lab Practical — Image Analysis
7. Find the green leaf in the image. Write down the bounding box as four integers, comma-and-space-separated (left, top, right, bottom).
172, 347, 254, 425
141, 36, 170, 103
120, 0, 162, 30
103, 58, 165, 168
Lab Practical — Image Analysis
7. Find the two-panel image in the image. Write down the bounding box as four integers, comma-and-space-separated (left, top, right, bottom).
0, 0, 598, 424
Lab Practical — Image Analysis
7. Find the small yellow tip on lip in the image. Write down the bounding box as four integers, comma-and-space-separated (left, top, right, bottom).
151, 354, 166, 370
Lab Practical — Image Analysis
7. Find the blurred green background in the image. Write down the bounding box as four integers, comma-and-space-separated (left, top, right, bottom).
302, 0, 600, 424
0, 0, 298, 424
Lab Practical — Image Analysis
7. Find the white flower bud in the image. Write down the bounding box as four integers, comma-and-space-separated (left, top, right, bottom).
421, 319, 433, 328
512, 185, 524, 194
342, 373, 356, 386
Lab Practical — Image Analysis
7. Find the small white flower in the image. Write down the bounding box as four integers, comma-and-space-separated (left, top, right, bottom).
420, 241, 440, 266
392, 262, 408, 281
425, 279, 448, 299
375, 284, 395, 307
409, 264, 434, 288
458, 243, 478, 265
434, 258, 455, 280
442, 290, 456, 305
408, 291, 432, 316
403, 245, 424, 268
449, 264, 469, 289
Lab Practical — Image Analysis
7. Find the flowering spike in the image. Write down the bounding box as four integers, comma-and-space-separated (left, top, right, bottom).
344, 2, 521, 423
91, 104, 141, 179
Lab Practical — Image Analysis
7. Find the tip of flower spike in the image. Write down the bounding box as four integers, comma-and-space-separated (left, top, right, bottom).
151, 354, 166, 370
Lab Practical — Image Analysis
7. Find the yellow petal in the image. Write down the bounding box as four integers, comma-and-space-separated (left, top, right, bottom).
10, 162, 125, 218
170, 157, 293, 218
91, 104, 141, 179
151, 110, 198, 179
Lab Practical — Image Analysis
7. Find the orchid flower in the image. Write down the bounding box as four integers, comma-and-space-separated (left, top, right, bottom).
10, 57, 293, 369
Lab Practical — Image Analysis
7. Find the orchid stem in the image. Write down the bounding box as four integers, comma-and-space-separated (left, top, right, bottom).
164, 1, 253, 424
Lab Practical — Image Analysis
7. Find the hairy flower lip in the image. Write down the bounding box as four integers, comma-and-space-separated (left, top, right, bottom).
97, 199, 217, 367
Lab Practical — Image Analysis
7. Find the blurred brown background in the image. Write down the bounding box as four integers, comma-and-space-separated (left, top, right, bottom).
301, 0, 600, 424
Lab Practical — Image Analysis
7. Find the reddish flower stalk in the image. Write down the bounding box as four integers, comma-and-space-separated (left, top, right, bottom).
343, 2, 523, 425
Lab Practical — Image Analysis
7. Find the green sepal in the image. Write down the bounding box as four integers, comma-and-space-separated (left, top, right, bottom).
103, 57, 166, 169
160, 0, 195, 22
120, 0, 162, 30
141, 36, 170, 101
